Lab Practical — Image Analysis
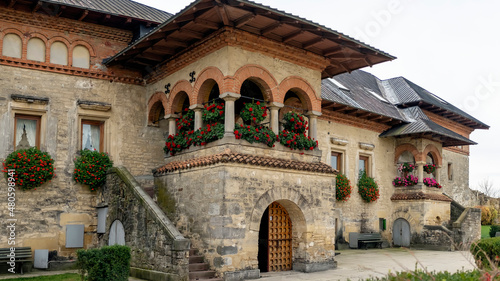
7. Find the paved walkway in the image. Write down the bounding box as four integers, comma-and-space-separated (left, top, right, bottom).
258, 248, 477, 281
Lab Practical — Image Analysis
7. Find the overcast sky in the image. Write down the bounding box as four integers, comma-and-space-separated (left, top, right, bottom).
134, 0, 500, 193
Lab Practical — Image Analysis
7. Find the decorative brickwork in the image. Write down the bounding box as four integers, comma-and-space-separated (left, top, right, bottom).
231, 64, 278, 101
423, 144, 442, 166
394, 143, 421, 163
278, 76, 321, 112
167, 80, 193, 114
193, 66, 225, 104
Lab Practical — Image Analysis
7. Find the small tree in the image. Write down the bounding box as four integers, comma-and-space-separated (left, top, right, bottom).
478, 178, 498, 198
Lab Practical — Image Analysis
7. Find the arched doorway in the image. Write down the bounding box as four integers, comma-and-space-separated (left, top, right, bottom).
393, 218, 410, 247
109, 220, 125, 246
258, 202, 292, 272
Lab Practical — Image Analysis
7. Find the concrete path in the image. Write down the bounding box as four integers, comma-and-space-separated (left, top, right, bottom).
258, 248, 477, 281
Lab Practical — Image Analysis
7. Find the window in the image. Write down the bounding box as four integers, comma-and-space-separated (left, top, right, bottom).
27, 38, 46, 62
72, 45, 90, 69
448, 163, 453, 181
81, 120, 103, 152
14, 115, 41, 149
2, 33, 22, 58
359, 155, 369, 176
50, 41, 68, 65
331, 151, 342, 172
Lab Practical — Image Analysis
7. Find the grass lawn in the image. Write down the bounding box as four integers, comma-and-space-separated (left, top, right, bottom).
481, 225, 491, 239
0, 273, 79, 281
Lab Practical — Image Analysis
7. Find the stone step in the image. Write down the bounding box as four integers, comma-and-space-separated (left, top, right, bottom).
189, 270, 217, 280
189, 248, 199, 256
189, 255, 204, 264
189, 262, 209, 271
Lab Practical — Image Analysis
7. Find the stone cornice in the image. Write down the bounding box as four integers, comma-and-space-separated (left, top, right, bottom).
0, 7, 132, 43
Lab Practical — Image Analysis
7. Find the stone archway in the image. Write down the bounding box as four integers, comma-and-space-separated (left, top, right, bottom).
258, 201, 293, 272
109, 220, 125, 246
393, 218, 410, 247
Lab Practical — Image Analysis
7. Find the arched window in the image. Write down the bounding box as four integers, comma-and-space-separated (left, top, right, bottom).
72, 45, 90, 68
27, 38, 45, 62
50, 41, 68, 65
2, 33, 22, 58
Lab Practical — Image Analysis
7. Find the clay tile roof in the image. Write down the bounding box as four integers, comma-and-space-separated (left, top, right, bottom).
390, 192, 452, 202
153, 149, 337, 176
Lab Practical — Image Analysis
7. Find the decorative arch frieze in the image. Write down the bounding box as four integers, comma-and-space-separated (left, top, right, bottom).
394, 143, 421, 163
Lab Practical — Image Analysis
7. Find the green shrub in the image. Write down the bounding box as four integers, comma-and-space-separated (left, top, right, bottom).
365, 269, 483, 280
477, 205, 498, 225
77, 245, 131, 281
490, 225, 500, 238
470, 237, 500, 269
73, 150, 113, 191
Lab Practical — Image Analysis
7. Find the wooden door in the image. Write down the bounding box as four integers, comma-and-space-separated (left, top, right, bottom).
268, 202, 292, 271
393, 218, 410, 247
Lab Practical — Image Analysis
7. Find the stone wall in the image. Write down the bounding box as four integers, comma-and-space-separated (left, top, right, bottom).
441, 150, 478, 207
452, 207, 481, 249
155, 141, 336, 277
100, 167, 190, 280
316, 117, 397, 243
0, 65, 165, 256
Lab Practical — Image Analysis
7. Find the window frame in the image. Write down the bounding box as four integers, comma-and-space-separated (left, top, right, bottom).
14, 114, 41, 150
330, 151, 343, 173
359, 155, 370, 176
447, 162, 453, 181
81, 120, 104, 152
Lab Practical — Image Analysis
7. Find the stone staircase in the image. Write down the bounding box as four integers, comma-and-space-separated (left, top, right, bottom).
189, 248, 221, 281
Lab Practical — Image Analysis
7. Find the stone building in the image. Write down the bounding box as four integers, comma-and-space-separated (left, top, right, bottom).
0, 0, 488, 280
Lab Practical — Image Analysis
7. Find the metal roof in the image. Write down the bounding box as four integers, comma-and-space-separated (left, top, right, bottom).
44, 0, 172, 23
385, 77, 489, 129
322, 71, 407, 122
322, 70, 489, 132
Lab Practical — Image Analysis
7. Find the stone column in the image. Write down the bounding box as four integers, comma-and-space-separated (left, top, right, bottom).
436, 165, 441, 183
189, 104, 204, 130
165, 114, 180, 136
307, 111, 322, 140
268, 102, 284, 135
416, 161, 425, 185
220, 92, 241, 138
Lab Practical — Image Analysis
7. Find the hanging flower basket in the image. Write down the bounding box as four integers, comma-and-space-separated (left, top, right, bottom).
399, 162, 416, 173
240, 101, 267, 125
423, 177, 442, 188
73, 149, 113, 191
358, 171, 380, 203
2, 147, 55, 190
423, 164, 436, 174
392, 175, 419, 187
336, 173, 352, 202
282, 111, 308, 134
202, 102, 225, 124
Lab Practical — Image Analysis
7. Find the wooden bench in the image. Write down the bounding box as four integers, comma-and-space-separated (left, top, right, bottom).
357, 233, 383, 250
0, 247, 33, 274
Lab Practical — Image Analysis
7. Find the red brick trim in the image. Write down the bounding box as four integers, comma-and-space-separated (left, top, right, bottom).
279, 76, 320, 112
443, 147, 470, 156
423, 144, 442, 166
0, 8, 132, 43
0, 56, 142, 84
167, 80, 193, 114
1, 29, 25, 59
395, 143, 421, 163
148, 92, 168, 126
193, 66, 225, 104
232, 64, 278, 101
70, 41, 96, 57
